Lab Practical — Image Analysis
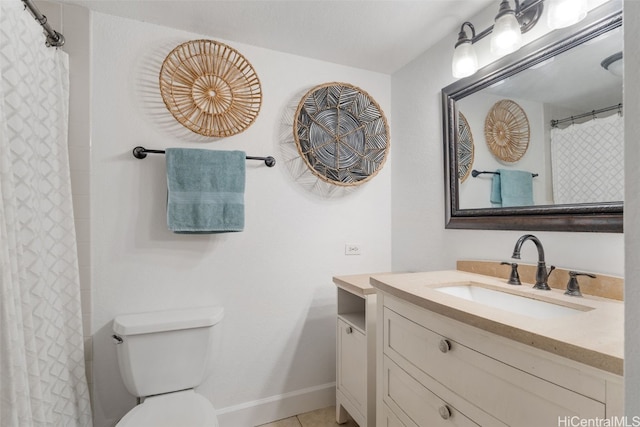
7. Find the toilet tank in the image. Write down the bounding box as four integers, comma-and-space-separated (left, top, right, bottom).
113, 306, 224, 397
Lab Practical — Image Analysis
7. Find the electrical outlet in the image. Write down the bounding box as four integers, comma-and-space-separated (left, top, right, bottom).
345, 244, 362, 256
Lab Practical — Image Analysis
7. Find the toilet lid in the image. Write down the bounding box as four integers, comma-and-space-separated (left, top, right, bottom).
116, 390, 218, 427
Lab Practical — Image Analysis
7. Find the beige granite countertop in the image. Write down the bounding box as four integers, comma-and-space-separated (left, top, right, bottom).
332, 273, 379, 297
370, 270, 623, 375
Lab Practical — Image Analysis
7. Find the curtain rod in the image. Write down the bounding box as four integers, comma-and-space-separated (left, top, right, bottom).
550, 103, 622, 128
21, 0, 65, 47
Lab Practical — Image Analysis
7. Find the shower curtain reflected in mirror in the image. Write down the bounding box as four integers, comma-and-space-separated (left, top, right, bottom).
551, 113, 624, 205
0, 1, 92, 425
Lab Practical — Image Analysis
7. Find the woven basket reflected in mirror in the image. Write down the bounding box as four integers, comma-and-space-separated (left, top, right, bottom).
159, 39, 262, 137
484, 99, 530, 162
457, 112, 474, 182
293, 82, 390, 187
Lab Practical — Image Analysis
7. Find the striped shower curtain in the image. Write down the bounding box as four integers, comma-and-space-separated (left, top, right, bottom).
0, 1, 92, 425
550, 113, 624, 205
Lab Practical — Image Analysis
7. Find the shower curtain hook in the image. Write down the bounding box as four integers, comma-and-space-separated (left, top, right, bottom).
592, 110, 597, 120
618, 103, 622, 116
571, 116, 575, 125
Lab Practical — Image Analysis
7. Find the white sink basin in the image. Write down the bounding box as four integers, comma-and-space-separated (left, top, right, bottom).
434, 283, 591, 319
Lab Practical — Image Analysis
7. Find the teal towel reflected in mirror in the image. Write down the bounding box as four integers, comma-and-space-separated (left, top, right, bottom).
492, 169, 534, 207
166, 148, 246, 233
491, 174, 502, 206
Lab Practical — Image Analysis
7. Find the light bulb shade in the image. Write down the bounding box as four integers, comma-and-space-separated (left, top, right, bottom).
547, 0, 588, 30
607, 59, 623, 77
491, 12, 523, 55
452, 41, 478, 78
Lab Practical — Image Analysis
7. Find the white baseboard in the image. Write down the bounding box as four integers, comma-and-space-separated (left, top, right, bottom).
216, 382, 336, 427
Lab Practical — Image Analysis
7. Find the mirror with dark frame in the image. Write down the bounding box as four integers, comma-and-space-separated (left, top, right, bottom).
442, 1, 623, 232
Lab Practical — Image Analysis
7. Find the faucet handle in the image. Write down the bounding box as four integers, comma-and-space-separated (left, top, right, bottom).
500, 262, 521, 286
565, 271, 596, 297
546, 265, 556, 280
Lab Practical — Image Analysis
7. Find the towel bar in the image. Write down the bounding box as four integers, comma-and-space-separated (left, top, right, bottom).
472, 169, 537, 178
132, 146, 276, 167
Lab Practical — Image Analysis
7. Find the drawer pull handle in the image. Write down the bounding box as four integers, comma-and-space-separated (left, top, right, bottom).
439, 405, 452, 420
346, 326, 353, 334
439, 339, 451, 353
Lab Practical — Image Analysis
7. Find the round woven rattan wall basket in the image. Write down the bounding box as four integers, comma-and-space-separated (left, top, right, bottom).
484, 99, 530, 162
293, 82, 390, 187
159, 39, 262, 137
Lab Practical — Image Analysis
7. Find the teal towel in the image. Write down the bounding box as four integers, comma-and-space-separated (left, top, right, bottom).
166, 148, 246, 233
490, 174, 502, 206
498, 169, 534, 207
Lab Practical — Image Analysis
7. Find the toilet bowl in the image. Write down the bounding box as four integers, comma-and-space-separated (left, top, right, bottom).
112, 306, 224, 427
115, 390, 218, 427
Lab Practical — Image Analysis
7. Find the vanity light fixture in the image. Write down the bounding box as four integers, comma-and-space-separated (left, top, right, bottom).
601, 52, 623, 77
451, 0, 544, 78
452, 22, 478, 78
491, 0, 523, 55
546, 0, 587, 29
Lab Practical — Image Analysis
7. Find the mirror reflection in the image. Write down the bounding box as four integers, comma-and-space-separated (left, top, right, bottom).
456, 27, 623, 210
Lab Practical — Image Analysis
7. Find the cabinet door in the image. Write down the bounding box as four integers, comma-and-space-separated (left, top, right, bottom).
337, 318, 366, 414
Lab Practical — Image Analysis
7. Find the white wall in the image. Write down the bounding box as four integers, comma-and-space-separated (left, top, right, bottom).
85, 12, 391, 427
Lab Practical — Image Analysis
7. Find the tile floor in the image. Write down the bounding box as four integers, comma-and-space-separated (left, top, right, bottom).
256, 406, 359, 427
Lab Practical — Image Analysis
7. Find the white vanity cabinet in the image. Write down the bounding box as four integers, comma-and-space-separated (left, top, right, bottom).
337, 318, 366, 414
333, 275, 377, 427
376, 292, 623, 427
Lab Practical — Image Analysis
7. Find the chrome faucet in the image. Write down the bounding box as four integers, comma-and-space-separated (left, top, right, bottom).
511, 234, 555, 290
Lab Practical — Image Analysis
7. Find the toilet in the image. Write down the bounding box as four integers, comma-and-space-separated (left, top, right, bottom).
112, 306, 224, 427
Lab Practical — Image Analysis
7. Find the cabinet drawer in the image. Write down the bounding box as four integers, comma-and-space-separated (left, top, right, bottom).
337, 318, 366, 414
383, 307, 605, 426
383, 356, 505, 427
